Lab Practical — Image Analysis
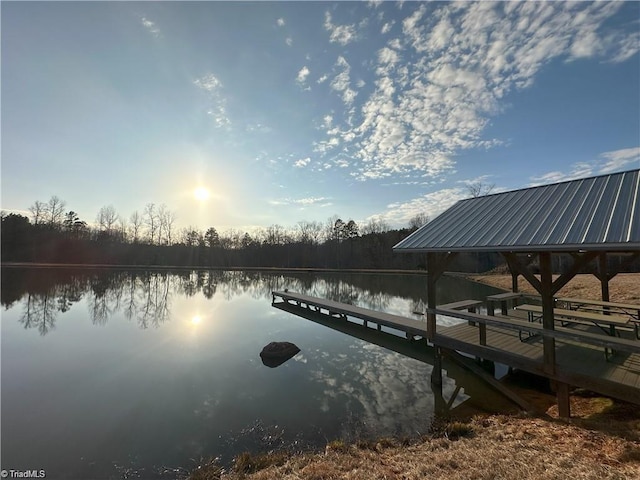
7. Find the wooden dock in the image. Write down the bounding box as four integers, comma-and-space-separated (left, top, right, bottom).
272, 291, 640, 407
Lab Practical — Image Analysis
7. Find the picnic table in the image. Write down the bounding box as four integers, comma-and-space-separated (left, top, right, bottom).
555, 297, 640, 339
515, 304, 631, 338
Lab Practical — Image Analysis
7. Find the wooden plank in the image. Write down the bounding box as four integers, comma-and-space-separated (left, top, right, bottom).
487, 292, 524, 301
273, 291, 428, 336
438, 299, 484, 310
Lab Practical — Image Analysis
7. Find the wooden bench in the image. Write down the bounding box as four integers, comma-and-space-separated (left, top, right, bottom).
433, 307, 640, 360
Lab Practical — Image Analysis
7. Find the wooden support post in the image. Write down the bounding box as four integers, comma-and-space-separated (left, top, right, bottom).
431, 346, 443, 386
426, 253, 437, 341
539, 252, 556, 376
556, 382, 571, 418
598, 253, 611, 303
479, 323, 487, 346
425, 252, 458, 341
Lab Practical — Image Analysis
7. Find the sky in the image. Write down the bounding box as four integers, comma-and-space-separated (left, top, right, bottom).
2, 1, 639, 234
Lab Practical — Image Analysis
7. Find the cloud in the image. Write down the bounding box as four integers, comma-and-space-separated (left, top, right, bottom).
599, 147, 640, 173
193, 73, 230, 128
529, 146, 639, 186
313, 2, 637, 182
269, 196, 332, 207
294, 157, 311, 168
317, 74, 329, 84
285, 37, 293, 47
370, 188, 467, 229
277, 17, 285, 27
141, 17, 161, 38
296, 66, 310, 86
330, 56, 358, 106
529, 163, 595, 186
324, 11, 358, 46
381, 21, 394, 34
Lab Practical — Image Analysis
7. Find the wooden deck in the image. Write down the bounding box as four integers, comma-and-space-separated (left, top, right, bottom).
272, 291, 640, 406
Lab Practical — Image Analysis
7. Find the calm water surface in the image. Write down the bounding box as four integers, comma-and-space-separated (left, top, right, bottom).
1, 268, 504, 479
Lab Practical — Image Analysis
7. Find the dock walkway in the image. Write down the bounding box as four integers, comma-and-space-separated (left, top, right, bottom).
272, 290, 640, 406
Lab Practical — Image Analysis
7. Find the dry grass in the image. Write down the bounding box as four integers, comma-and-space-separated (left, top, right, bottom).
189, 411, 640, 480
469, 272, 640, 303
188, 395, 640, 480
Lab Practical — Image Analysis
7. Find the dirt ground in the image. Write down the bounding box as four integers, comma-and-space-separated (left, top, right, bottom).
469, 272, 640, 304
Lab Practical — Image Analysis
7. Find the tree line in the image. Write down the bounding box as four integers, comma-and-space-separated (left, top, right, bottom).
1, 195, 503, 271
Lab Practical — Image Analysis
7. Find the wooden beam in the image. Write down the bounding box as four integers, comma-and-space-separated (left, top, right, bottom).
550, 251, 599, 295
444, 350, 539, 414
503, 253, 542, 292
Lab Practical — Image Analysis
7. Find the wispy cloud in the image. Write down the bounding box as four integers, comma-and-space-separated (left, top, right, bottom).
294, 157, 311, 168
269, 196, 332, 207
296, 66, 310, 87
285, 37, 293, 47
324, 11, 358, 46
141, 16, 161, 38
276, 17, 285, 27
528, 146, 639, 186
370, 188, 467, 227
313, 2, 636, 182
193, 73, 230, 128
599, 147, 640, 173
330, 56, 357, 106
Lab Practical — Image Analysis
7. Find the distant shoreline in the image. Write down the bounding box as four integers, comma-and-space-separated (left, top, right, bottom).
0, 262, 431, 276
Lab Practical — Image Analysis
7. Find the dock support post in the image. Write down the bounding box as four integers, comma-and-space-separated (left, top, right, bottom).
539, 253, 557, 376
556, 382, 571, 418
431, 347, 443, 386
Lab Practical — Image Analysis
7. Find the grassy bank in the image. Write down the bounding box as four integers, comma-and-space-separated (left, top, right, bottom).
467, 272, 640, 304
190, 397, 640, 479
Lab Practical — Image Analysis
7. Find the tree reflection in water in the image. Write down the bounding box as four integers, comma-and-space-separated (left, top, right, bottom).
3, 267, 501, 336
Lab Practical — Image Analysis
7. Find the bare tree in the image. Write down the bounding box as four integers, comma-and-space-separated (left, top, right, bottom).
467, 182, 495, 198
361, 218, 390, 235
144, 203, 157, 244
96, 205, 119, 233
29, 200, 48, 225
47, 196, 66, 228
157, 204, 176, 245
408, 212, 430, 231
130, 211, 143, 243
296, 220, 324, 245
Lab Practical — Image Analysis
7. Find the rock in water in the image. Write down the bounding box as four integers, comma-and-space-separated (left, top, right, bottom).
260, 341, 300, 368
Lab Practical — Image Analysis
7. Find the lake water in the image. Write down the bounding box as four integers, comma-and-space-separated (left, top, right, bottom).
1, 267, 505, 479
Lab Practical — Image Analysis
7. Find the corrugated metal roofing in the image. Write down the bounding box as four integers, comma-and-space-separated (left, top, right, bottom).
393, 169, 640, 253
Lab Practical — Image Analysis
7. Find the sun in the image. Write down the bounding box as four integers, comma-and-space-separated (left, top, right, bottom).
193, 187, 210, 201
191, 315, 202, 325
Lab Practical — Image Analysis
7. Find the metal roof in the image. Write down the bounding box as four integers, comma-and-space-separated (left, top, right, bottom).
394, 169, 640, 253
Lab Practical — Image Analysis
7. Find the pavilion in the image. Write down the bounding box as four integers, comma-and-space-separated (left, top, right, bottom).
393, 168, 640, 415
